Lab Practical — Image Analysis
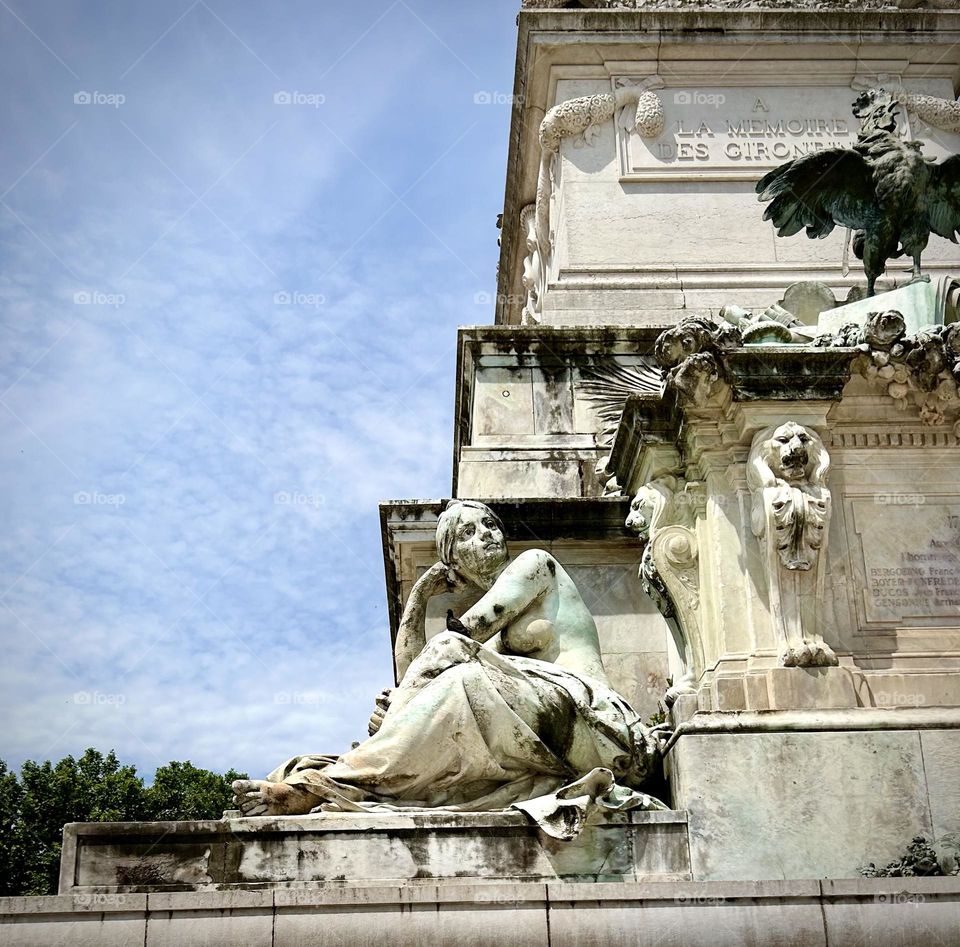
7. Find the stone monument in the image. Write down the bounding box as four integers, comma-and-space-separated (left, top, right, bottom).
4, 2, 960, 944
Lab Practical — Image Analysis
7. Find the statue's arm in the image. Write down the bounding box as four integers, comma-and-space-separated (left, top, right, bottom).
459, 549, 553, 644
394, 562, 447, 682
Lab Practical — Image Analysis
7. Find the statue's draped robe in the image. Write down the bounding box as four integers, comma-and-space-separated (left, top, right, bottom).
267, 632, 665, 838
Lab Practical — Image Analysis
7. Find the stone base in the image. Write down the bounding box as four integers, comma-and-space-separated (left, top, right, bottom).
667, 711, 960, 881
58, 809, 691, 893
4, 877, 960, 947
702, 666, 864, 712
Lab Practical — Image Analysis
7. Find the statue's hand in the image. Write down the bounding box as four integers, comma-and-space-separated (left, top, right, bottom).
367, 687, 393, 736
415, 562, 452, 597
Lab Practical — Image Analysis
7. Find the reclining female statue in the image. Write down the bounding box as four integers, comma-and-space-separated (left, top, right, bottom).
232, 500, 666, 835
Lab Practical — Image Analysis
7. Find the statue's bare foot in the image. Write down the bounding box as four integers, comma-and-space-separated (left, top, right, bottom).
231, 779, 315, 816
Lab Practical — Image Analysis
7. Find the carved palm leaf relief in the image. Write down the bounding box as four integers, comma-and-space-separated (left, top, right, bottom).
578, 360, 664, 434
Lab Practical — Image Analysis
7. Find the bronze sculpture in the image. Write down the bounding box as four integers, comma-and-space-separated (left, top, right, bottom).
756, 89, 960, 296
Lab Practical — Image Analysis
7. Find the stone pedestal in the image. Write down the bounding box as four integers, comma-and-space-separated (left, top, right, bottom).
666, 709, 960, 882
58, 810, 691, 893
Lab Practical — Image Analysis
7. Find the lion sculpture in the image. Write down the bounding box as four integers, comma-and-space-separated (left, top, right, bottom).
747, 422, 838, 668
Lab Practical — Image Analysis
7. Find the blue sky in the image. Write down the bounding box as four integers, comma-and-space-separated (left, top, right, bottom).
0, 0, 519, 780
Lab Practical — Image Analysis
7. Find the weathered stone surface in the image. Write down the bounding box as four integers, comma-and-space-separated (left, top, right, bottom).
920, 729, 960, 838
59, 810, 692, 892
670, 729, 936, 880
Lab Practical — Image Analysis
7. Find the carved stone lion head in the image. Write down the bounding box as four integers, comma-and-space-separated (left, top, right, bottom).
625, 486, 658, 540
625, 475, 678, 541
750, 422, 829, 488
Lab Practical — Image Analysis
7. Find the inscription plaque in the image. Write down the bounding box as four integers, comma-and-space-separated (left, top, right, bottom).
616, 81, 952, 182
852, 501, 960, 624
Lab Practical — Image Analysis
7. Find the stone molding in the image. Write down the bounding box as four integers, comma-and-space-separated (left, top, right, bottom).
5, 876, 960, 947
523, 1, 960, 8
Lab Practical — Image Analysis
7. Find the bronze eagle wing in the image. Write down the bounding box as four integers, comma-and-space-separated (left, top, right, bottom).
755, 149, 879, 239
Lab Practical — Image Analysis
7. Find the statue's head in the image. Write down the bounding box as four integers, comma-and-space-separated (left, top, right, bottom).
654, 316, 716, 368
764, 422, 825, 485
436, 500, 508, 587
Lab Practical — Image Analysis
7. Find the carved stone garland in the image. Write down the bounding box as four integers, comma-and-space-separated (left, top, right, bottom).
816, 310, 960, 432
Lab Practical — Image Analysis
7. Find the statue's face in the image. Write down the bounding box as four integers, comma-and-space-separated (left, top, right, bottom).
451, 506, 508, 581
770, 423, 813, 483
626, 490, 655, 539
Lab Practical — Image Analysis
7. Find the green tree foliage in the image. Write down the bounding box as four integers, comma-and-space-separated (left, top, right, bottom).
0, 749, 245, 896
145, 760, 246, 822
